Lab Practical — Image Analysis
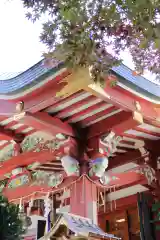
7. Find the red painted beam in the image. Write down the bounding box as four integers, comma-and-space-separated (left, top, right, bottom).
98, 172, 146, 189
55, 95, 97, 118
4, 185, 52, 202
80, 106, 118, 126
0, 125, 24, 141
98, 194, 139, 214
88, 111, 139, 138
5, 176, 78, 202
67, 101, 109, 123
103, 83, 160, 123
0, 151, 54, 179
20, 112, 75, 137
107, 150, 145, 170
0, 71, 70, 116
114, 177, 147, 192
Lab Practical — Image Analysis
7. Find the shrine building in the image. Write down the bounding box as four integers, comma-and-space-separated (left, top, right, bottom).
0, 58, 160, 240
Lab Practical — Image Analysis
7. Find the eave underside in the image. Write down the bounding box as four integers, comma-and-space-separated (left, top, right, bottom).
0, 71, 159, 205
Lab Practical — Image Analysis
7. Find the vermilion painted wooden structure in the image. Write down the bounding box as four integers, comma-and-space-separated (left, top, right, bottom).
0, 59, 160, 238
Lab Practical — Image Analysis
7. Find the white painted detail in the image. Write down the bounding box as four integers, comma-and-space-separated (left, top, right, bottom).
138, 123, 160, 133
117, 143, 136, 149
84, 109, 122, 126
116, 219, 125, 223
122, 136, 144, 145
125, 129, 160, 140
46, 92, 91, 113
109, 162, 139, 174
13, 112, 26, 121
56, 205, 70, 213
10, 123, 24, 130
0, 140, 8, 146
69, 104, 113, 123
21, 127, 34, 133
106, 184, 148, 201
0, 117, 14, 126
59, 98, 103, 118
115, 149, 127, 153
55, 133, 66, 140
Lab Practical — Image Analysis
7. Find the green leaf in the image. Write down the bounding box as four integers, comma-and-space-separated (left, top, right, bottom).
139, 39, 148, 48
154, 39, 160, 49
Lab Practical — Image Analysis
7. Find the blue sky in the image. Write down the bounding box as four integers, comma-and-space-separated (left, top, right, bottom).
0, 0, 157, 83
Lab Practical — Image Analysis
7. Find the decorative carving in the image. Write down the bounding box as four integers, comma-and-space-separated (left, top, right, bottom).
0, 179, 7, 193
89, 157, 108, 178
5, 168, 31, 189
0, 145, 15, 163
139, 147, 149, 163
7, 174, 30, 189
11, 168, 23, 176
61, 155, 80, 176
99, 131, 122, 157
22, 135, 70, 154
140, 164, 156, 185
32, 171, 64, 187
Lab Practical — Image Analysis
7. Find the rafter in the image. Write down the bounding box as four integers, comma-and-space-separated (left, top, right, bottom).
88, 111, 139, 138
0, 125, 24, 141
108, 150, 146, 170
86, 81, 160, 123
20, 112, 75, 137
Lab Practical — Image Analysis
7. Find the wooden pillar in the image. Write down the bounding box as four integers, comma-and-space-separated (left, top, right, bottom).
70, 175, 97, 224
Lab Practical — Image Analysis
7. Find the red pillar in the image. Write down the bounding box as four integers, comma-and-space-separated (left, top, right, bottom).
70, 175, 97, 224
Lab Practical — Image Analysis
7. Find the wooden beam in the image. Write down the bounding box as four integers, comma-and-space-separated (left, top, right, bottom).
0, 70, 69, 115
87, 81, 160, 124
98, 172, 146, 189
108, 150, 145, 170
98, 194, 138, 215
5, 176, 78, 202
88, 111, 139, 138
20, 112, 75, 137
0, 126, 24, 141
0, 151, 54, 179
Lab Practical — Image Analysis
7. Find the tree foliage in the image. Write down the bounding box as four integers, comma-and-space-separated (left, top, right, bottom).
21, 0, 160, 83
0, 195, 23, 240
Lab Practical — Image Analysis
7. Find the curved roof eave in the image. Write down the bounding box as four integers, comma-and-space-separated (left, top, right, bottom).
0, 59, 160, 103
0, 60, 64, 95
112, 64, 160, 99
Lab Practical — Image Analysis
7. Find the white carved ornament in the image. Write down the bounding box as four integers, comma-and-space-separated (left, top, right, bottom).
99, 131, 122, 157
